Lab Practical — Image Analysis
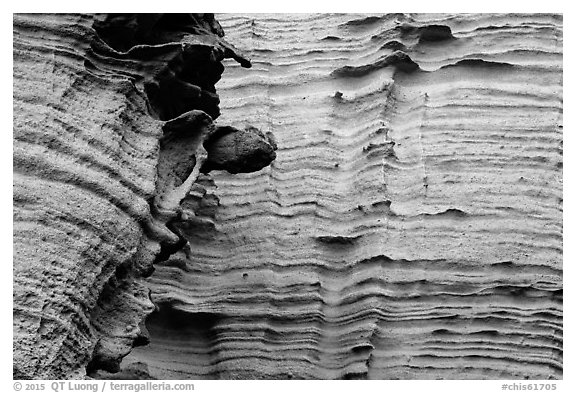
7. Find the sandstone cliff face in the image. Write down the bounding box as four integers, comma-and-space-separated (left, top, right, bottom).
14, 13, 562, 380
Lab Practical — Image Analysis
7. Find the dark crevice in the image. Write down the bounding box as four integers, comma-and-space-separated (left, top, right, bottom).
91, 13, 251, 121
84, 13, 274, 379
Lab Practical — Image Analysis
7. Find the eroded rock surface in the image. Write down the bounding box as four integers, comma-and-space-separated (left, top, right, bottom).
14, 13, 562, 381
13, 13, 273, 379
124, 14, 563, 380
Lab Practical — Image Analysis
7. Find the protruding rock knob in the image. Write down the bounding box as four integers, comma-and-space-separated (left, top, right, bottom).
202, 125, 277, 174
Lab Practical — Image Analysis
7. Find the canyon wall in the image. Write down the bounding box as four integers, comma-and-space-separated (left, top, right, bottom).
14, 13, 562, 380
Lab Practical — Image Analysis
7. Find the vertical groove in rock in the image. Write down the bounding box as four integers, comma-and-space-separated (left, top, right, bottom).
124, 14, 562, 380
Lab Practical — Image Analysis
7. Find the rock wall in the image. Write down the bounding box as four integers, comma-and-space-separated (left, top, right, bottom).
125, 14, 563, 379
14, 13, 562, 380
13, 13, 274, 379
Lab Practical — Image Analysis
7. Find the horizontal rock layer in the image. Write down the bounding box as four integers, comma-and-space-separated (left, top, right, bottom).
13, 13, 260, 379
125, 13, 563, 379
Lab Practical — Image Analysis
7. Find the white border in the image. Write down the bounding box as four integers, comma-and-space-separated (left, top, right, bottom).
3, 3, 571, 390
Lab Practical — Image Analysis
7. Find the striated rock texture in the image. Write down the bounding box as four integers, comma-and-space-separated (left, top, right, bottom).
14, 13, 562, 381
122, 14, 563, 379
13, 13, 275, 379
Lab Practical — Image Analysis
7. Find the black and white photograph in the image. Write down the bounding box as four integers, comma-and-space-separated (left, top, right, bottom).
10, 4, 567, 388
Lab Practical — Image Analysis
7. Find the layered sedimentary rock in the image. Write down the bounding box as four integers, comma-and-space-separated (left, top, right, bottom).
13, 13, 275, 379
123, 14, 563, 379
14, 13, 562, 380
